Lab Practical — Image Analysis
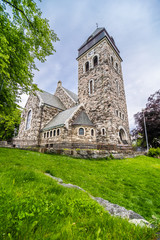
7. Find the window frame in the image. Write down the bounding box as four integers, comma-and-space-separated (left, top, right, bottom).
91, 128, 94, 136
25, 109, 32, 130
85, 61, 89, 72
101, 128, 106, 136
78, 127, 85, 136
89, 79, 94, 95
93, 55, 98, 67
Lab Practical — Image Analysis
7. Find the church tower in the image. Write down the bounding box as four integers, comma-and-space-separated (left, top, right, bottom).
77, 27, 131, 148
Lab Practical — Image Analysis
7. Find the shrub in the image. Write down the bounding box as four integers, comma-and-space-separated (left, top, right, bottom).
148, 148, 160, 158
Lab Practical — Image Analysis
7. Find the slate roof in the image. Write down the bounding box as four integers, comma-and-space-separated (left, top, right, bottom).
79, 27, 104, 50
37, 90, 65, 110
62, 87, 78, 103
42, 105, 79, 131
78, 27, 121, 60
72, 111, 94, 126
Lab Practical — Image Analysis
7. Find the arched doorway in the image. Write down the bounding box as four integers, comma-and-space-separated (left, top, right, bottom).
119, 128, 128, 144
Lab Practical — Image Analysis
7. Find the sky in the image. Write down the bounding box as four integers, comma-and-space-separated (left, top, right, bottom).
21, 0, 160, 130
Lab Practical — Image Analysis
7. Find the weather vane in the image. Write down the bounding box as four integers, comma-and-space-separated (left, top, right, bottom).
96, 23, 98, 28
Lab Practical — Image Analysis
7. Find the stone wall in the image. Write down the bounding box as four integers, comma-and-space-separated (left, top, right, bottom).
13, 93, 62, 147
77, 38, 131, 146
40, 106, 97, 147
14, 93, 41, 147
54, 81, 76, 109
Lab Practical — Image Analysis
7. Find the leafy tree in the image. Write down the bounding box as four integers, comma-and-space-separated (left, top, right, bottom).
0, 0, 59, 112
132, 90, 160, 148
0, 0, 59, 140
0, 106, 21, 141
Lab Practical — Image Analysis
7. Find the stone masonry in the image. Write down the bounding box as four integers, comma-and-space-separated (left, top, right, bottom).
14, 27, 132, 152
77, 33, 130, 146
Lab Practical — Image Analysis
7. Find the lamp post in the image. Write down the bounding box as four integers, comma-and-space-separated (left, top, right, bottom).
143, 110, 149, 152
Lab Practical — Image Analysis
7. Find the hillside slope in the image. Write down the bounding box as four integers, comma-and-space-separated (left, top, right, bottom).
0, 148, 159, 239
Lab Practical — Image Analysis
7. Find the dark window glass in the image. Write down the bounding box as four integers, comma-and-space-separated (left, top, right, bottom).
116, 62, 118, 71
50, 131, 52, 137
57, 129, 60, 136
111, 56, 113, 66
93, 56, 98, 67
90, 80, 93, 94
44, 132, 46, 138
102, 128, 105, 136
47, 132, 49, 138
85, 61, 89, 72
79, 128, 84, 135
91, 129, 94, 136
53, 130, 56, 136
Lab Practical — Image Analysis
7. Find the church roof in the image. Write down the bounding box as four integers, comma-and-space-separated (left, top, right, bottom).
72, 111, 94, 126
37, 90, 66, 110
62, 87, 78, 103
77, 27, 121, 60
42, 105, 94, 131
42, 105, 80, 131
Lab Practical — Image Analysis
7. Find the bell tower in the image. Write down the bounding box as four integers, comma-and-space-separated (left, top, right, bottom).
77, 28, 131, 147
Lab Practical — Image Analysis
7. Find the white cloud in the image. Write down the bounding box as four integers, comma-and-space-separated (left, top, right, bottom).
25, 0, 160, 131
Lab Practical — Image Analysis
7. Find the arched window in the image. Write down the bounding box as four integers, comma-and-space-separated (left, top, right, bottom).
53, 129, 56, 136
44, 132, 46, 138
116, 80, 119, 95
89, 79, 94, 95
79, 128, 84, 135
101, 128, 106, 136
26, 110, 32, 130
116, 110, 118, 117
57, 129, 60, 136
50, 131, 52, 137
85, 61, 89, 72
115, 62, 118, 72
93, 55, 98, 67
47, 132, 49, 138
111, 56, 113, 66
91, 129, 94, 136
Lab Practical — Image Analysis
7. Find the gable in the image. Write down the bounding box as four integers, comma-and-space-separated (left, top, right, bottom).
42, 105, 80, 131
72, 111, 94, 126
36, 90, 65, 110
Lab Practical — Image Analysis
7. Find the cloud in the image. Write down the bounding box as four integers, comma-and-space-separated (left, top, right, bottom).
19, 0, 160, 131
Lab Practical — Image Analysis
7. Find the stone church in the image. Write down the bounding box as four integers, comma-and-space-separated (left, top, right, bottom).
14, 27, 131, 150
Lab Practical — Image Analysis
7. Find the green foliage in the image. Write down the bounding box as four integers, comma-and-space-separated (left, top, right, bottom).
105, 154, 115, 160
0, 148, 157, 239
148, 148, 160, 158
132, 90, 160, 148
0, 0, 59, 112
0, 105, 21, 140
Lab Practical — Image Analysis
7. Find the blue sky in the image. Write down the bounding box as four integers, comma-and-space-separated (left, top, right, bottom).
21, 0, 160, 130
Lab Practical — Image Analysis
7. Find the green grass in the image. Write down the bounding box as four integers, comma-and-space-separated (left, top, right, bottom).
0, 148, 159, 239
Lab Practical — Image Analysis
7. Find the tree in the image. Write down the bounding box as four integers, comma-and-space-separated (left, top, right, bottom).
0, 0, 59, 112
0, 107, 21, 141
0, 0, 59, 140
132, 90, 160, 148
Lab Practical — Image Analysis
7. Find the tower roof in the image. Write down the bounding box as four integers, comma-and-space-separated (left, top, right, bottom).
77, 27, 121, 60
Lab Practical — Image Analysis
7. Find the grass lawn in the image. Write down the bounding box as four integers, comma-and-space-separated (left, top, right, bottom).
0, 148, 159, 239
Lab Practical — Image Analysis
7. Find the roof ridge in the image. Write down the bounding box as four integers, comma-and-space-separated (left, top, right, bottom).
62, 86, 78, 103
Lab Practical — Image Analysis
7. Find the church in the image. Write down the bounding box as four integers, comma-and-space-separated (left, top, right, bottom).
13, 27, 131, 151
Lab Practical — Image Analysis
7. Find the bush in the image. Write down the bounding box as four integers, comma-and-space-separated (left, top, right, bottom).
148, 148, 160, 158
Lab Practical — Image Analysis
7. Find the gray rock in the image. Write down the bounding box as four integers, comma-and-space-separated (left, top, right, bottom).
45, 173, 63, 183
45, 173, 151, 228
